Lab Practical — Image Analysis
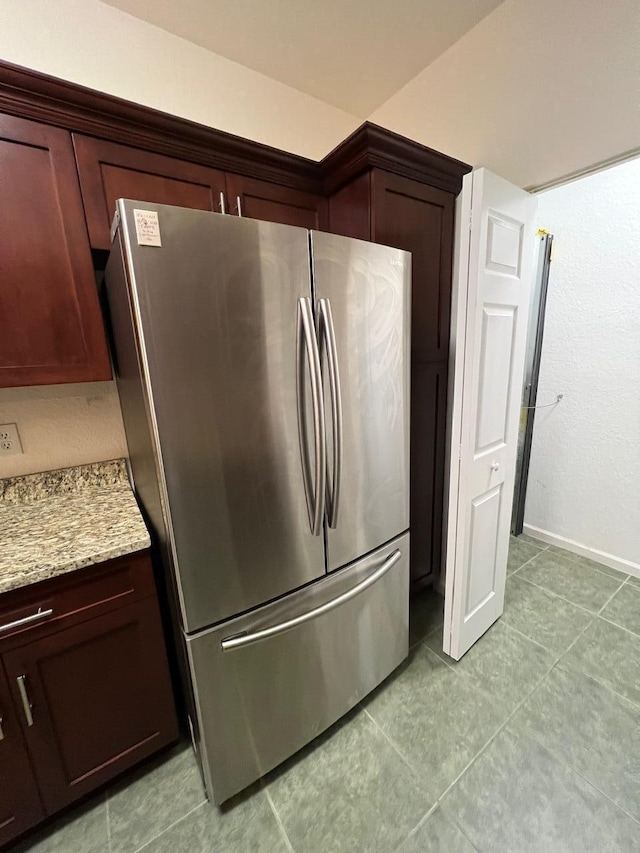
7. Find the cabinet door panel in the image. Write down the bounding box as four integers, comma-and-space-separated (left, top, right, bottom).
0, 663, 44, 847
226, 174, 327, 229
73, 135, 227, 250
4, 598, 177, 814
372, 170, 454, 363
0, 115, 111, 387
410, 362, 447, 583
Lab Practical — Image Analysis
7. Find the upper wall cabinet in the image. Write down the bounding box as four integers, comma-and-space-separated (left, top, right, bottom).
73, 136, 228, 250
226, 174, 328, 230
0, 115, 111, 388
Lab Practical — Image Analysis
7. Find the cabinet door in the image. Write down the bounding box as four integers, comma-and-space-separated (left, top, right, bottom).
371, 170, 454, 364
371, 170, 455, 584
226, 174, 328, 229
0, 115, 111, 387
0, 663, 44, 847
3, 598, 178, 814
73, 135, 227, 250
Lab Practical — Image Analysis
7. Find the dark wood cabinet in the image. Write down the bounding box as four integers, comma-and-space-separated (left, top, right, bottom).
74, 135, 228, 250
0, 61, 471, 583
371, 171, 454, 364
3, 597, 177, 814
329, 166, 458, 585
0, 114, 111, 388
0, 665, 44, 849
226, 173, 328, 230
0, 551, 178, 844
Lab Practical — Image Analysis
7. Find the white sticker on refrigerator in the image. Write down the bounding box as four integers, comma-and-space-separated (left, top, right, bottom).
133, 209, 162, 246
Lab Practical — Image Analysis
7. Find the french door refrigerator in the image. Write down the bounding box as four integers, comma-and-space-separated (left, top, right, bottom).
105, 200, 411, 804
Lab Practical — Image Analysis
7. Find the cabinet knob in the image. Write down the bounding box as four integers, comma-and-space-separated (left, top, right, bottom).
491, 461, 500, 471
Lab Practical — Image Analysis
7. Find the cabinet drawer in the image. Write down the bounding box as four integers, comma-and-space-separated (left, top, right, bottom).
0, 551, 155, 650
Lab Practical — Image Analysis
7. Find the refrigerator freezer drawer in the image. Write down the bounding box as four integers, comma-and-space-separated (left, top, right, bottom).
186, 532, 409, 804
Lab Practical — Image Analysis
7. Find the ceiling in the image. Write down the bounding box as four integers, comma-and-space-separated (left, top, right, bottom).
101, 0, 505, 117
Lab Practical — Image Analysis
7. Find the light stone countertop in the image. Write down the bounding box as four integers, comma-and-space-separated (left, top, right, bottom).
0, 459, 151, 595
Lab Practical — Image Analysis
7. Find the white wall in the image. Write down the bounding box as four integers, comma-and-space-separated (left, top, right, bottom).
0, 0, 359, 477
371, 0, 640, 190
0, 0, 358, 159
524, 158, 640, 570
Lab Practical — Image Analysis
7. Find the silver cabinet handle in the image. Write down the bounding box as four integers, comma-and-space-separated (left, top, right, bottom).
0, 607, 53, 634
16, 675, 33, 726
318, 298, 343, 529
296, 297, 326, 536
236, 196, 243, 217
0, 715, 4, 741
222, 549, 401, 651
219, 191, 227, 215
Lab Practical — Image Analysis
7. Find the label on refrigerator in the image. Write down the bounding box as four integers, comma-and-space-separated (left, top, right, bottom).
133, 209, 162, 246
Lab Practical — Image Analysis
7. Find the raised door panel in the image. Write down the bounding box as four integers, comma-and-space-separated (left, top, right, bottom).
3, 598, 178, 814
226, 174, 328, 230
73, 135, 227, 250
0, 662, 44, 847
0, 115, 111, 387
411, 362, 447, 584
328, 172, 371, 240
371, 170, 454, 363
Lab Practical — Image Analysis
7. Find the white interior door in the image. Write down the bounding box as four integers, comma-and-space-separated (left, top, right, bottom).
443, 168, 537, 660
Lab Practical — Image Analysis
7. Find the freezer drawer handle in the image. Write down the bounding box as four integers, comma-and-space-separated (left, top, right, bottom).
221, 549, 402, 651
318, 298, 343, 529
296, 297, 327, 536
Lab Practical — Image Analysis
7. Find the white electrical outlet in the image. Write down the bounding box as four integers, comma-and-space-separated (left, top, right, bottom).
0, 423, 23, 457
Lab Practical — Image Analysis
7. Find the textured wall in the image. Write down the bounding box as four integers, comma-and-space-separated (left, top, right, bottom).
371, 0, 640, 189
0, 383, 127, 477
524, 158, 640, 566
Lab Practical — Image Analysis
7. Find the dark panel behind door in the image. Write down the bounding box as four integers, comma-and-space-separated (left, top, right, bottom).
371, 170, 455, 583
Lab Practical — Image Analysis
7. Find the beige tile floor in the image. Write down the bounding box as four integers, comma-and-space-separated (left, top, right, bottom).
15, 536, 640, 852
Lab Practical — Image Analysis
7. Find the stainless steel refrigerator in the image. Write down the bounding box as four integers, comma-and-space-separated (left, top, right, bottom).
105, 200, 411, 804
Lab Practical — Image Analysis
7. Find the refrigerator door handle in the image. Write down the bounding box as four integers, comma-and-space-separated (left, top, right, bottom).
296, 297, 326, 536
221, 549, 402, 651
318, 298, 343, 528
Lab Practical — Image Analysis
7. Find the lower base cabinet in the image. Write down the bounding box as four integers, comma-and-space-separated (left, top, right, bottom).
0, 552, 178, 848
0, 666, 45, 848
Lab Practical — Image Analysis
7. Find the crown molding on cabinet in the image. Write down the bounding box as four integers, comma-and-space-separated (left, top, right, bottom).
0, 60, 471, 196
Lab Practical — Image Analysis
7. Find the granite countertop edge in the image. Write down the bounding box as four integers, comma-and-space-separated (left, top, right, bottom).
1, 459, 152, 596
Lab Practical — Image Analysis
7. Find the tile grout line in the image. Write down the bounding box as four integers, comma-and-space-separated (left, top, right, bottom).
133, 801, 208, 853
509, 548, 548, 575
435, 658, 559, 818
511, 571, 618, 617
362, 706, 427, 780
105, 791, 112, 853
596, 611, 640, 640
498, 617, 558, 654
594, 574, 629, 616
553, 660, 640, 711
264, 787, 295, 853
516, 720, 640, 828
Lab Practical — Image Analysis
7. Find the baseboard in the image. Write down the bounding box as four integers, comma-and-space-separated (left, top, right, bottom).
523, 524, 640, 580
